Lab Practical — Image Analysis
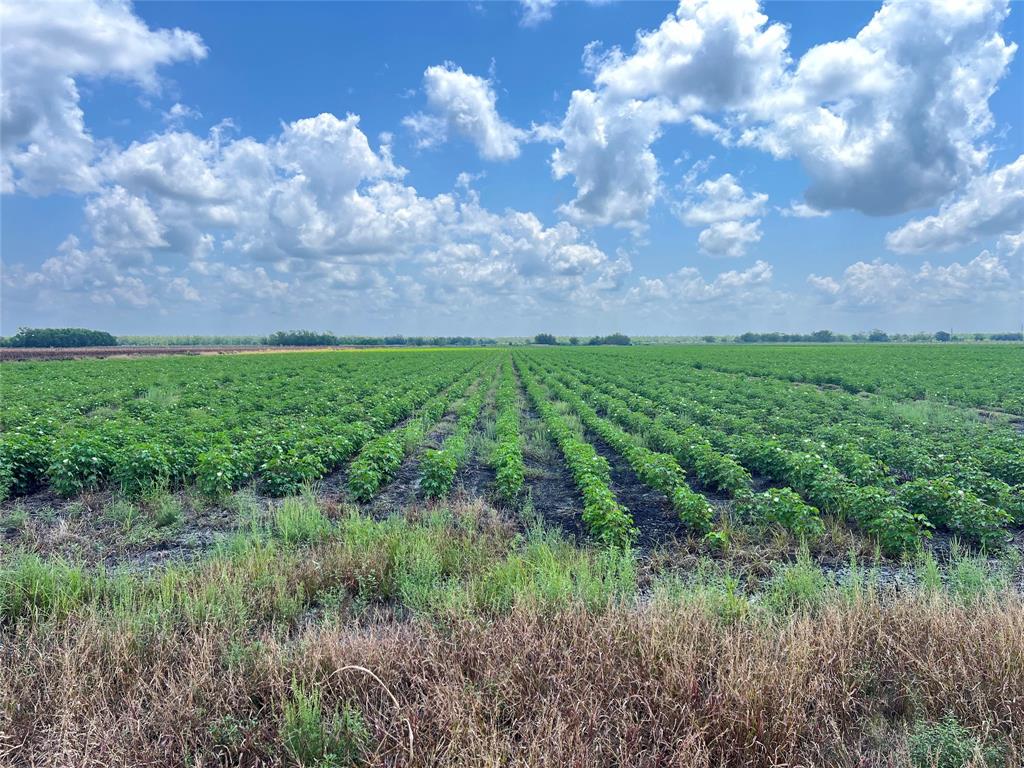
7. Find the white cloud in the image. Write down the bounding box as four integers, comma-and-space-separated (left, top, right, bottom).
404, 63, 524, 161
779, 201, 829, 218
162, 102, 201, 126
547, 91, 674, 228
84, 186, 167, 262
742, 0, 1016, 215
630, 259, 774, 304
591, 0, 789, 110
677, 173, 766, 256
679, 174, 766, 225
7, 110, 626, 318
696, 220, 762, 258
807, 251, 1019, 309
519, 0, 558, 27
1, 0, 206, 194
885, 154, 1024, 253
541, 0, 787, 228
9, 236, 154, 308
544, 0, 1017, 229
997, 231, 1024, 257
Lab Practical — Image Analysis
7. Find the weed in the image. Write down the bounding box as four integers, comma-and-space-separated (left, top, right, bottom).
908, 714, 1003, 768
151, 492, 183, 528
764, 548, 831, 614
274, 494, 333, 545
282, 682, 370, 767
106, 498, 140, 532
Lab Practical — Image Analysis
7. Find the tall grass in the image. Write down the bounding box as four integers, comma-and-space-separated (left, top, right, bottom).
2, 497, 1022, 766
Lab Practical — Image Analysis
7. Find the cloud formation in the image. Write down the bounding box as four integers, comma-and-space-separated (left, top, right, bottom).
404, 63, 525, 161
1, 0, 206, 194
543, 0, 1017, 229
5, 108, 623, 320
807, 250, 1019, 309
885, 154, 1024, 253
677, 173, 767, 256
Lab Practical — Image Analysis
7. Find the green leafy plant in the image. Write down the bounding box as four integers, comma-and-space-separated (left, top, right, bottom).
908, 714, 1003, 768
282, 682, 370, 767
735, 488, 825, 539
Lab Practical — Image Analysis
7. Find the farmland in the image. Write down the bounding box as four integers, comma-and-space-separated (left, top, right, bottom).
2, 344, 1024, 766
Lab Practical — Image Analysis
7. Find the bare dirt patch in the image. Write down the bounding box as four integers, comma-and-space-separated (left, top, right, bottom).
585, 434, 688, 551
361, 412, 460, 519
519, 406, 587, 542
1, 487, 238, 568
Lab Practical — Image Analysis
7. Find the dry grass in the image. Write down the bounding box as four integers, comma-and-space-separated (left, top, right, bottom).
1, 499, 1021, 767
2, 593, 1022, 766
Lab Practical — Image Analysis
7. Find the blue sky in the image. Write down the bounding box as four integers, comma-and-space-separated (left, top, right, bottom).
2, 0, 1022, 336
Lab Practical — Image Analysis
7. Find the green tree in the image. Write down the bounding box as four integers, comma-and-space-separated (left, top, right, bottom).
0, 327, 117, 348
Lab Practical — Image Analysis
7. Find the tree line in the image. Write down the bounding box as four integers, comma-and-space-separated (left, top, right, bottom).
533, 333, 632, 346
3, 326, 1021, 349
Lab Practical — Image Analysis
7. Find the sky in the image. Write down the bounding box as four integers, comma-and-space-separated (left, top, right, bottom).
1, 0, 1022, 337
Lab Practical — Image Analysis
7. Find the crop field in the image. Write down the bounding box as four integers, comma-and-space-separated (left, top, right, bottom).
3, 345, 1022, 553
2, 344, 1024, 766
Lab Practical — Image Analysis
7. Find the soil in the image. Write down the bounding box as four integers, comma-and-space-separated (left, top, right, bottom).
586, 434, 689, 551
362, 412, 459, 519
1, 486, 238, 569
519, 405, 588, 542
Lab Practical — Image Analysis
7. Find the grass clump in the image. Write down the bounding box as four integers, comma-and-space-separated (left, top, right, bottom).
283, 682, 370, 767
764, 548, 832, 614
274, 494, 333, 545
908, 714, 1004, 768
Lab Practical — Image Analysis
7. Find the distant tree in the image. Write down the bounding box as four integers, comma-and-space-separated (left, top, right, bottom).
868, 329, 890, 342
0, 327, 117, 348
265, 330, 338, 346
810, 329, 834, 343
533, 333, 557, 345
586, 333, 632, 346
934, 331, 952, 342
702, 335, 717, 343
569, 336, 580, 346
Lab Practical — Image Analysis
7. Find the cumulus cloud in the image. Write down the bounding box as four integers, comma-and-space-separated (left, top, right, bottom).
779, 201, 829, 218
84, 186, 167, 262
7, 109, 623, 318
543, 0, 1017, 229
590, 0, 788, 109
807, 251, 1019, 309
7, 235, 155, 308
543, 0, 784, 229
740, 0, 1016, 215
629, 259, 775, 304
885, 154, 1024, 253
404, 63, 524, 161
547, 92, 673, 228
1, 0, 206, 194
677, 173, 766, 256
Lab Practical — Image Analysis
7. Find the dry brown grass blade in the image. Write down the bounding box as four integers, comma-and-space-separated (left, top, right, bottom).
332, 663, 415, 763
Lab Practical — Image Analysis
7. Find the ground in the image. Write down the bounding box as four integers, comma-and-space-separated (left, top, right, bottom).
1, 345, 1022, 766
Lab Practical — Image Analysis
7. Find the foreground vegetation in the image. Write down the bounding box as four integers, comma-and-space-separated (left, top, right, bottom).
1, 495, 1022, 767
2, 343, 1022, 765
